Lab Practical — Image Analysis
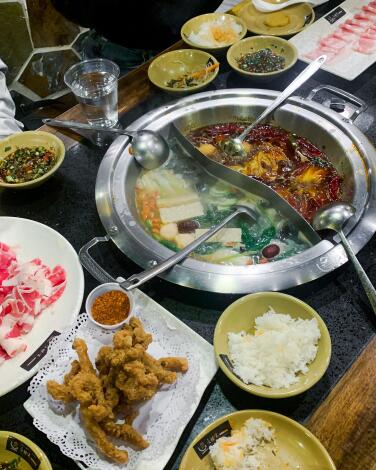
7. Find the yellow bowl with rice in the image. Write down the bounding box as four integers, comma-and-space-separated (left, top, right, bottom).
214, 292, 331, 399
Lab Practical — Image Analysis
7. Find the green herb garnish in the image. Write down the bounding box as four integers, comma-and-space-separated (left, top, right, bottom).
0, 146, 56, 184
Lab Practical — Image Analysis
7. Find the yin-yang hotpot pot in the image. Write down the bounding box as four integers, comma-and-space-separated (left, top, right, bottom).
83, 86, 376, 294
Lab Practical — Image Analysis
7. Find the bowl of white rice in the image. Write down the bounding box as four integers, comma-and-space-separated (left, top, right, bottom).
214, 292, 331, 398
181, 13, 247, 54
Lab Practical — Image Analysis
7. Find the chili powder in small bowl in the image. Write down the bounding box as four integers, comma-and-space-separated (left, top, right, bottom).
86, 283, 134, 329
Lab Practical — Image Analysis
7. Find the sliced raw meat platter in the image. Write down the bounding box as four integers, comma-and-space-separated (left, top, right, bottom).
0, 243, 66, 362
345, 19, 368, 29
355, 32, 376, 53
291, 0, 376, 80
332, 31, 357, 43
319, 36, 348, 51
362, 5, 376, 16
340, 22, 365, 35
353, 13, 373, 24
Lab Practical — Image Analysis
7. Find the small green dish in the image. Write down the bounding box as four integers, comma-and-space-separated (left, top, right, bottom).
179, 410, 336, 470
227, 35, 298, 80
0, 131, 65, 189
181, 13, 247, 55
148, 49, 219, 94
214, 292, 331, 399
0, 431, 52, 470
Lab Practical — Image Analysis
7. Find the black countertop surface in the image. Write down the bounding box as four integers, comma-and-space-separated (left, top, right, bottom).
1, 1, 376, 468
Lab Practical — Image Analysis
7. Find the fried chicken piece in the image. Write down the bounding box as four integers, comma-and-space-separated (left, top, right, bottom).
46, 319, 188, 464
109, 347, 145, 367
87, 404, 111, 422
64, 360, 81, 385
69, 372, 103, 405
47, 359, 82, 402
119, 319, 152, 349
129, 317, 152, 349
159, 357, 188, 373
114, 401, 139, 423
69, 339, 114, 420
47, 380, 74, 402
112, 329, 133, 350
115, 369, 159, 403
81, 406, 129, 464
142, 352, 177, 384
103, 385, 120, 410
95, 346, 112, 375
123, 408, 139, 425
73, 338, 96, 374
101, 372, 120, 410
103, 420, 149, 449
123, 362, 160, 388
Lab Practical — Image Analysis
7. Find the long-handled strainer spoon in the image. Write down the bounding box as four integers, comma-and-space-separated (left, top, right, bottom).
79, 204, 258, 290
313, 202, 376, 315
222, 55, 326, 158
43, 118, 170, 170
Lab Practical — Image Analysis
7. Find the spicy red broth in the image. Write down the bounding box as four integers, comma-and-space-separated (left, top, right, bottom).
186, 123, 342, 222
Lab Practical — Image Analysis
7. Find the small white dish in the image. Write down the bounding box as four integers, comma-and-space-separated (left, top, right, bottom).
85, 282, 134, 329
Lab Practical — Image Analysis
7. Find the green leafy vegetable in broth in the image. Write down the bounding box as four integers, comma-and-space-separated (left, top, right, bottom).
135, 154, 311, 266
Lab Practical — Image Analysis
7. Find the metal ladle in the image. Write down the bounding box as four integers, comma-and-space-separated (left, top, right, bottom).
79, 204, 257, 290
43, 118, 170, 170
223, 55, 327, 158
312, 202, 376, 314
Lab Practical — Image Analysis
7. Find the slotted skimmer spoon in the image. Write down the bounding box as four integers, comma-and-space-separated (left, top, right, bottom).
223, 55, 326, 158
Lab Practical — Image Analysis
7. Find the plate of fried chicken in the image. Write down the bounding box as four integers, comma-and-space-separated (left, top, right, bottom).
24, 289, 217, 470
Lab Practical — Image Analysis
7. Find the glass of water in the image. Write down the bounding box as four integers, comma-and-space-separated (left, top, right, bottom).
64, 58, 120, 128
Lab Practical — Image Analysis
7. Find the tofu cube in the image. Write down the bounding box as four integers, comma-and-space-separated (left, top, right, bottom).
159, 200, 204, 223
195, 228, 242, 243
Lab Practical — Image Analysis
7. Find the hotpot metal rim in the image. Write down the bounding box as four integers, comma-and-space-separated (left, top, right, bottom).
95, 88, 376, 293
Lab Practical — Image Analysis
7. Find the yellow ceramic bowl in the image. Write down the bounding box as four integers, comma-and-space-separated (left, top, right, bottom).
227, 35, 298, 80
0, 431, 52, 470
179, 410, 336, 470
214, 292, 331, 398
233, 1, 315, 37
181, 13, 247, 54
148, 49, 219, 94
0, 131, 65, 189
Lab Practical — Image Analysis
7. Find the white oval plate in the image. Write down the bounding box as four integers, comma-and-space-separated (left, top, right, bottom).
0, 217, 84, 396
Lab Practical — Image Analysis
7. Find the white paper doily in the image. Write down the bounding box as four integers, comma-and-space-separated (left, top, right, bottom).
26, 308, 200, 470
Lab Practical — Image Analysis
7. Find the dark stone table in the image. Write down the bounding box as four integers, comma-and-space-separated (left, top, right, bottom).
1, 1, 376, 468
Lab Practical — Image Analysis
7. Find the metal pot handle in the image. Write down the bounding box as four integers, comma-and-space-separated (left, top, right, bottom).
306, 85, 367, 123
79, 236, 116, 284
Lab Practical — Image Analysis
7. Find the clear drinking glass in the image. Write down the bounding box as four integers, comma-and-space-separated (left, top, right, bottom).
64, 58, 120, 128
